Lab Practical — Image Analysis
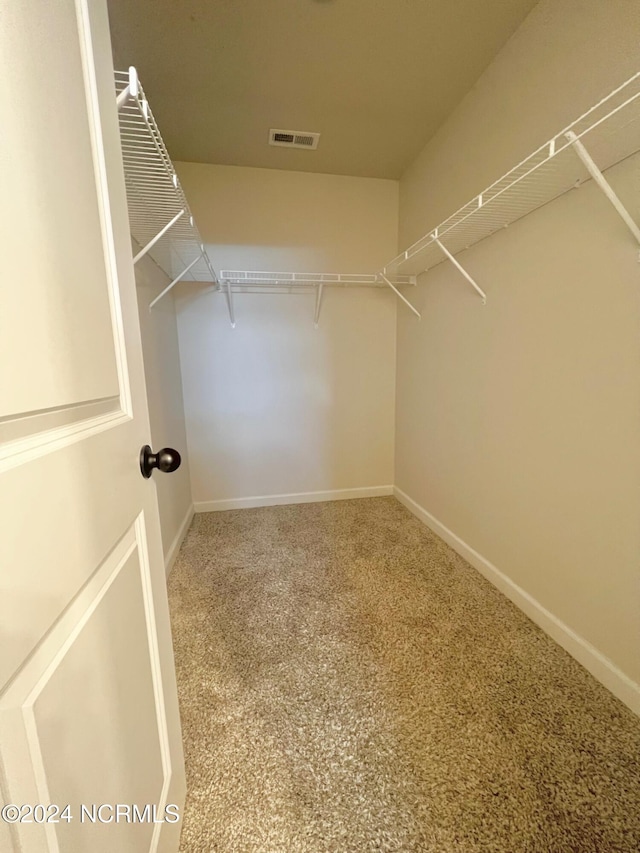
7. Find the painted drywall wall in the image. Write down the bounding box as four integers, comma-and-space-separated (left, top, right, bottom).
395, 0, 640, 710
135, 253, 193, 571
174, 163, 398, 507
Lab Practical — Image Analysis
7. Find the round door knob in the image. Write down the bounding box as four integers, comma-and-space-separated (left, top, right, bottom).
140, 445, 181, 479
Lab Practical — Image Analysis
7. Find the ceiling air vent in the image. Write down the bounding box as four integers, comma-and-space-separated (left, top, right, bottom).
269, 128, 320, 150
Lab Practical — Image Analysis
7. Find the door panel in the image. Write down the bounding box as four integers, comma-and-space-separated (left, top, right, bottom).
0, 422, 152, 687
0, 0, 120, 417
0, 1, 186, 851
1, 520, 168, 853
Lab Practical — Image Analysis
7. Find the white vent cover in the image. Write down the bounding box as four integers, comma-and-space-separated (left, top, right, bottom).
269, 128, 320, 150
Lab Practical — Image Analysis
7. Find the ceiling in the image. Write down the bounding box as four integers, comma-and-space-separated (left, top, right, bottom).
107, 0, 539, 180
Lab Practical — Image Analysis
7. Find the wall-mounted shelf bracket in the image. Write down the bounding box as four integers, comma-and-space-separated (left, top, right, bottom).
116, 66, 138, 111
314, 283, 324, 328
225, 280, 236, 328
565, 131, 640, 245
378, 273, 421, 319
433, 234, 487, 303
133, 209, 185, 265
149, 254, 203, 310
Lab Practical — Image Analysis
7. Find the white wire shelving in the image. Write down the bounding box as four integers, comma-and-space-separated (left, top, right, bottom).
219, 270, 418, 326
114, 66, 411, 323
220, 270, 415, 290
383, 71, 640, 305
115, 67, 640, 323
115, 67, 219, 309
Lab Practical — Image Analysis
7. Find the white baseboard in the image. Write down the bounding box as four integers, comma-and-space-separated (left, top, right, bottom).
194, 485, 394, 514
394, 486, 640, 716
164, 503, 195, 577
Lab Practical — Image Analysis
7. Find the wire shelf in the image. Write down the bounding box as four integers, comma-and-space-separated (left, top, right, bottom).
114, 68, 218, 289
220, 270, 416, 292
384, 72, 640, 278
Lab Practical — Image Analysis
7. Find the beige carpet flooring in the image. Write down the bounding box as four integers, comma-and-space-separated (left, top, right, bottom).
168, 497, 640, 852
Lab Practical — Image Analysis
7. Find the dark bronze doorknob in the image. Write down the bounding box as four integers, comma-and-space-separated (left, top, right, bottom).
140, 445, 181, 479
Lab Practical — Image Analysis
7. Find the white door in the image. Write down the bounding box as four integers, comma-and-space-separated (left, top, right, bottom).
0, 2, 186, 852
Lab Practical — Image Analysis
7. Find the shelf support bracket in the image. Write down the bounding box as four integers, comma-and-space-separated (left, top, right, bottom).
379, 273, 421, 319
116, 66, 139, 111
314, 283, 324, 328
201, 244, 219, 287
225, 280, 236, 328
434, 237, 486, 303
565, 131, 640, 245
133, 209, 185, 265
149, 254, 202, 310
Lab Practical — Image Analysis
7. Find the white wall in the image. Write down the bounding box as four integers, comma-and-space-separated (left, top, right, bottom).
135, 253, 193, 572
174, 164, 398, 508
395, 0, 640, 712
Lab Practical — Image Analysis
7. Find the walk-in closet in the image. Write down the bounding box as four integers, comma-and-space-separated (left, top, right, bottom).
2, 1, 640, 851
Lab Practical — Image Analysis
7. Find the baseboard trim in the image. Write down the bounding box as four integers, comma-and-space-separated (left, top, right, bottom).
194, 485, 394, 514
393, 486, 640, 716
164, 503, 195, 578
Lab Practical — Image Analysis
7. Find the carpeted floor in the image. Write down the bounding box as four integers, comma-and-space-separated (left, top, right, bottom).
168, 497, 640, 852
